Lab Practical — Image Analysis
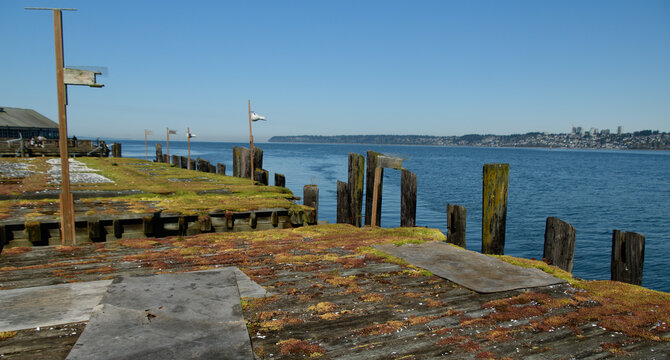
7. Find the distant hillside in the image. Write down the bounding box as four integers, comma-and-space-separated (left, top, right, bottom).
268, 132, 670, 150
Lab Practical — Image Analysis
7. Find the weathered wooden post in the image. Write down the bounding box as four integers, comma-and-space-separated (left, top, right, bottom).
112, 218, 123, 239
611, 230, 645, 285
217, 163, 226, 175
365, 151, 383, 226
111, 142, 122, 158
180, 156, 188, 169
239, 147, 251, 178
447, 204, 466, 247
348, 153, 364, 226
304, 185, 319, 223
208, 164, 216, 173
275, 173, 285, 188
253, 147, 263, 173
482, 163, 509, 255
25, 220, 44, 245
87, 219, 104, 242
232, 146, 241, 177
171, 155, 179, 166
337, 181, 351, 224
156, 143, 163, 162
543, 217, 576, 272
370, 167, 382, 227
254, 169, 268, 185
188, 158, 196, 171
400, 169, 417, 227
162, 154, 168, 163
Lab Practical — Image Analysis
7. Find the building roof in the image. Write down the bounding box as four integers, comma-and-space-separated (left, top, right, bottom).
0, 106, 58, 129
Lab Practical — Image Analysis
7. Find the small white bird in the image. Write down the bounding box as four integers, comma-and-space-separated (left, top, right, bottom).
250, 111, 266, 121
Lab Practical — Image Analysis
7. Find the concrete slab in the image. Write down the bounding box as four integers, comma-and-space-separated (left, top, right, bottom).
375, 242, 566, 293
232, 267, 270, 298
0, 280, 112, 332
66, 268, 254, 360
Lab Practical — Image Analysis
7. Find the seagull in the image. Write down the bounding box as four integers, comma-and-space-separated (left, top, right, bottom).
250, 111, 266, 121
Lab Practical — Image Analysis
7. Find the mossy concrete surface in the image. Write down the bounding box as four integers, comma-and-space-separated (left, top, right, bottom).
1, 224, 668, 359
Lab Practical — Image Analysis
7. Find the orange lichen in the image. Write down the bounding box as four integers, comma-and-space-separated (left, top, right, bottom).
277, 338, 326, 357
361, 293, 385, 302
1, 247, 32, 255
308, 302, 336, 314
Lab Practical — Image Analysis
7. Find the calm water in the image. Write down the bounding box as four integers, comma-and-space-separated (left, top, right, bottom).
115, 139, 670, 293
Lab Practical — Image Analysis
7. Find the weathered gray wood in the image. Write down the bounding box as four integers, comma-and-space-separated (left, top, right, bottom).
304, 185, 319, 223
24, 221, 44, 245
611, 230, 645, 285
199, 215, 212, 232
171, 155, 179, 166
177, 216, 187, 236
111, 143, 122, 158
482, 163, 509, 255
197, 158, 210, 172
447, 204, 466, 247
377, 155, 403, 170
188, 158, 196, 171
239, 147, 251, 178
289, 208, 304, 227
217, 163, 226, 175
365, 151, 383, 226
370, 167, 382, 227
87, 220, 104, 242
337, 181, 351, 224
232, 147, 241, 177
348, 153, 364, 226
400, 169, 417, 227
254, 169, 269, 185
253, 147, 263, 172
543, 217, 576, 272
274, 173, 285, 188
142, 214, 161, 237
249, 211, 257, 229
63, 68, 101, 86
112, 219, 123, 239
271, 211, 278, 227
162, 154, 168, 163
208, 164, 216, 173
180, 156, 188, 169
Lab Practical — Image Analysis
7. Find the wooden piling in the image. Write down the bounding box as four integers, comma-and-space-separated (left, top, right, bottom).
217, 163, 226, 175
249, 211, 257, 229
482, 163, 509, 255
254, 169, 269, 185
232, 146, 241, 177
447, 204, 466, 247
289, 208, 304, 227
275, 173, 285, 188
370, 167, 382, 227
348, 153, 364, 226
178, 216, 187, 236
189, 158, 196, 171
155, 144, 162, 162
543, 217, 576, 272
304, 185, 319, 223
611, 230, 645, 285
400, 169, 417, 227
365, 151, 383, 226
180, 156, 188, 169
111, 143, 122, 158
208, 164, 216, 173
171, 155, 179, 166
162, 154, 168, 163
271, 210, 279, 227
87, 219, 104, 242
253, 147, 263, 172
337, 181, 351, 224
239, 147, 251, 178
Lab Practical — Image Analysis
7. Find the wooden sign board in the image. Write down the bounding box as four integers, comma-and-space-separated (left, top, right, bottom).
64, 68, 103, 87
377, 155, 403, 169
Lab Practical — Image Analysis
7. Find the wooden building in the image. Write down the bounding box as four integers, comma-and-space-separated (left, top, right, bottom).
0, 106, 59, 139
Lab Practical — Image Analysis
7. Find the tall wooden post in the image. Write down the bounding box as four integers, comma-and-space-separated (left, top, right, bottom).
447, 204, 466, 247
304, 185, 319, 223
370, 167, 382, 227
400, 169, 417, 227
166, 127, 170, 160
348, 153, 364, 226
365, 151, 383, 226
248, 100, 255, 186
611, 230, 645, 285
543, 217, 576, 272
155, 143, 162, 162
187, 127, 191, 170
337, 181, 351, 224
53, 9, 75, 245
482, 163, 509, 255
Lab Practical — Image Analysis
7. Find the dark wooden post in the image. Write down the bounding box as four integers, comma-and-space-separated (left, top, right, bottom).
155, 143, 162, 162
253, 147, 263, 172
25, 221, 44, 245
254, 169, 268, 185
208, 164, 216, 173
447, 204, 466, 247
111, 142, 122, 158
217, 163, 226, 175
304, 185, 319, 223
275, 173, 285, 187
87, 219, 104, 242
543, 217, 576, 272
239, 147, 251, 178
365, 151, 383, 226
400, 169, 417, 227
112, 218, 123, 238
370, 167, 382, 227
611, 230, 645, 285
348, 153, 364, 226
162, 154, 168, 163
337, 180, 351, 224
232, 146, 241, 177
189, 158, 196, 171
180, 156, 188, 169
482, 163, 509, 255
171, 155, 179, 166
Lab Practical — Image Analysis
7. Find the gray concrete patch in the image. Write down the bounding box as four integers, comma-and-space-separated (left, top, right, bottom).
232, 267, 270, 298
0, 280, 112, 332
374, 242, 566, 293
66, 269, 254, 360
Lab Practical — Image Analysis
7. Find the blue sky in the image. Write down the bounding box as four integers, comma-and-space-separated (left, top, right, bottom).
1, 0, 668, 141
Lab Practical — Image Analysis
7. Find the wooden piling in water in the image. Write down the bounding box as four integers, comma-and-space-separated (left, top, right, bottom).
217, 163, 226, 175
447, 204, 466, 247
189, 158, 196, 171
155, 144, 163, 162
232, 147, 242, 177
275, 173, 285, 188
304, 185, 319, 223
348, 153, 364, 226
111, 143, 122, 158
180, 156, 188, 169
611, 230, 645, 285
208, 164, 216, 173
365, 151, 383, 226
162, 154, 168, 163
400, 169, 417, 227
171, 155, 179, 166
370, 167, 383, 227
337, 181, 351, 224
254, 169, 269, 185
482, 163, 509, 255
543, 217, 576, 272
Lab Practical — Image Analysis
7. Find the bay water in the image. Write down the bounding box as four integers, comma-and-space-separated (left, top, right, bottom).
115, 140, 670, 293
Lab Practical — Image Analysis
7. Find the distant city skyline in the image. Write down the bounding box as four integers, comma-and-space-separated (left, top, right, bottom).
1, 0, 668, 142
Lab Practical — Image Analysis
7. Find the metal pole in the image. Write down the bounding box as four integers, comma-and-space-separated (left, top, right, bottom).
187, 127, 191, 170
53, 9, 76, 245
248, 100, 254, 185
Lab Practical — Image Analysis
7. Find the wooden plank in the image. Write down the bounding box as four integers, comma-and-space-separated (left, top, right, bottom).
63, 68, 102, 87
447, 204, 466, 247
611, 230, 645, 285
348, 153, 364, 226
336, 181, 351, 224
482, 163, 509, 255
400, 170, 417, 227
377, 155, 403, 170
370, 167, 382, 227
543, 217, 576, 273
365, 151, 383, 226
